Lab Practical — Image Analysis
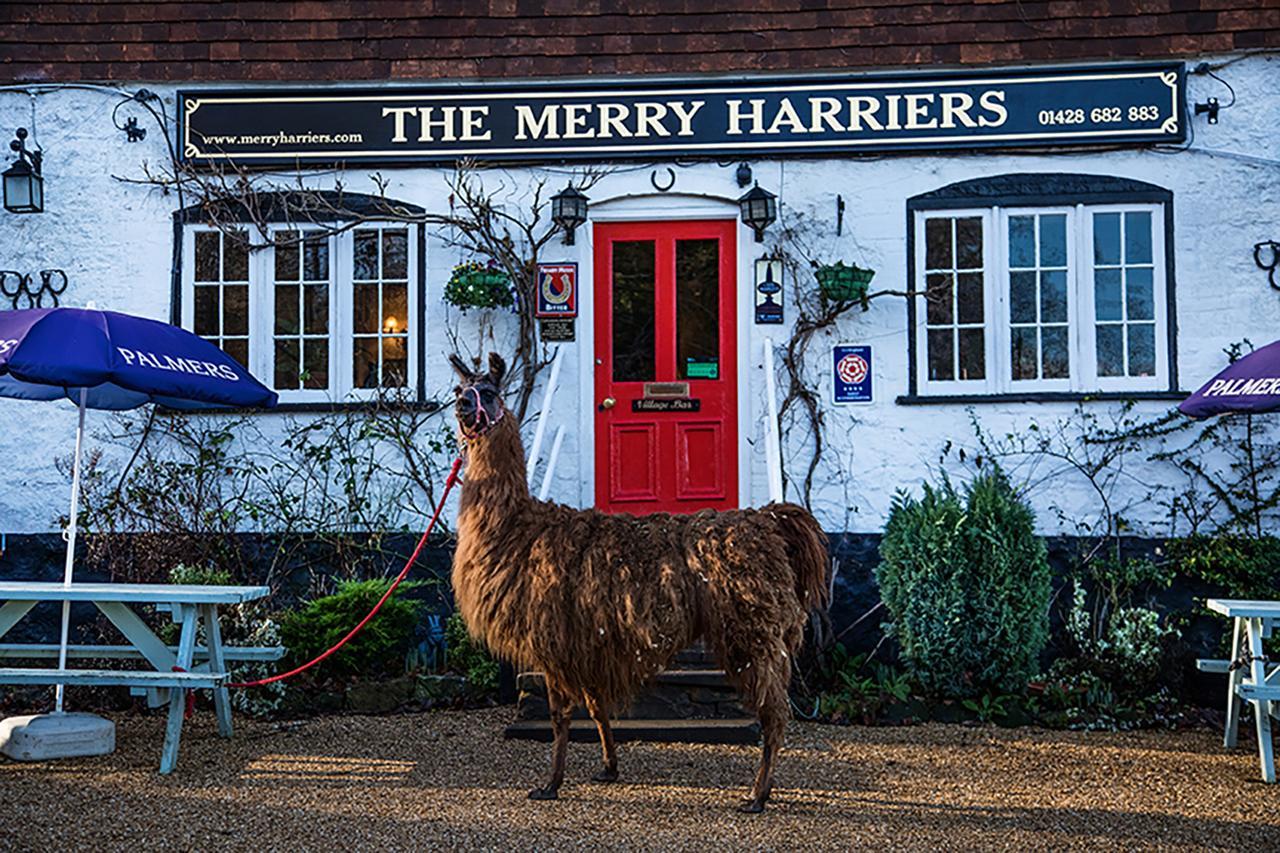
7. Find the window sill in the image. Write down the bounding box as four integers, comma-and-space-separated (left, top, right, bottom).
162, 399, 444, 415
896, 390, 1187, 406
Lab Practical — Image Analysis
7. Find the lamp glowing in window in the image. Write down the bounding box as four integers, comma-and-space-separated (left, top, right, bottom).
383, 315, 399, 334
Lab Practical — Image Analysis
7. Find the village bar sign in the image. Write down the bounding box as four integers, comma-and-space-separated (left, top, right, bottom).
180, 63, 1185, 166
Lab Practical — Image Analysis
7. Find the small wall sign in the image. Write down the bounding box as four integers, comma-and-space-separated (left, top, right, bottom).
539, 317, 575, 342
633, 398, 700, 412
754, 257, 784, 324
833, 344, 872, 403
535, 262, 577, 318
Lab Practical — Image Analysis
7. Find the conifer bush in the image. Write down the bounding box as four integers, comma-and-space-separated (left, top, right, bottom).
876, 469, 1051, 698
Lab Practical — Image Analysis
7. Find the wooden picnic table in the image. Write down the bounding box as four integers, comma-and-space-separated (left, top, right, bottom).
0, 581, 282, 773
1199, 599, 1280, 783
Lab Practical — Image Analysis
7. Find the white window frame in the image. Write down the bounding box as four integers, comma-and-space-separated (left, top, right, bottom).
913, 201, 1168, 397
180, 222, 421, 404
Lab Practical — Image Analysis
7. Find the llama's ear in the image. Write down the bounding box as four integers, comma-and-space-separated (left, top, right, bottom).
448, 354, 475, 381
487, 352, 507, 385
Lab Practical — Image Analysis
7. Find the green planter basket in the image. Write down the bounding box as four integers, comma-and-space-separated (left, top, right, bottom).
444, 264, 515, 311
815, 261, 875, 303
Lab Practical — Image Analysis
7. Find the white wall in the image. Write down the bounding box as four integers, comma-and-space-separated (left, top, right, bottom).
2, 54, 1278, 535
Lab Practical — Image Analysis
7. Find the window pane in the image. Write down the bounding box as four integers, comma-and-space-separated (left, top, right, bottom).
303, 340, 328, 390
274, 232, 300, 281
223, 232, 249, 281
353, 338, 379, 389
1097, 325, 1124, 376
1039, 214, 1067, 267
382, 230, 409, 279
1042, 326, 1069, 378
956, 217, 982, 269
925, 218, 952, 269
1011, 327, 1038, 380
224, 338, 249, 369
275, 339, 299, 389
303, 235, 329, 281
303, 284, 328, 334
1094, 268, 1122, 321
354, 284, 379, 334
275, 284, 299, 335
353, 231, 378, 280
1008, 216, 1035, 268
676, 239, 720, 380
223, 285, 248, 336
927, 329, 954, 381
195, 232, 220, 282
612, 240, 656, 382
925, 273, 953, 325
1128, 323, 1156, 376
383, 283, 408, 334
1125, 211, 1153, 264
1126, 267, 1154, 321
194, 285, 219, 336
1094, 213, 1121, 265
956, 272, 983, 324
381, 337, 408, 388
1040, 270, 1068, 323
958, 329, 985, 380
1009, 271, 1036, 324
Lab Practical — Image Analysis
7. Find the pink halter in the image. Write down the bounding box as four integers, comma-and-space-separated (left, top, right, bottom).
460, 384, 504, 441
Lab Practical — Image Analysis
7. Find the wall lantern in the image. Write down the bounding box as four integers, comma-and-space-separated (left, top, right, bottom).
550, 184, 589, 245
738, 183, 777, 243
3, 128, 43, 214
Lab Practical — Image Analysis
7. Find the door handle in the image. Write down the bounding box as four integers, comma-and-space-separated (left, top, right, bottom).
598, 397, 616, 411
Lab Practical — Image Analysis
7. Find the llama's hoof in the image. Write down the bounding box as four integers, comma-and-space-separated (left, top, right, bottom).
527, 787, 559, 801
590, 767, 619, 783
738, 798, 767, 814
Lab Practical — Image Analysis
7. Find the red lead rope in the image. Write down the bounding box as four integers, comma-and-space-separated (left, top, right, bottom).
226, 455, 464, 689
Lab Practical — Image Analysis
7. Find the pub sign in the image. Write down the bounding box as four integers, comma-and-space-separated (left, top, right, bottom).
181, 63, 1185, 166
535, 262, 577, 318
833, 345, 873, 404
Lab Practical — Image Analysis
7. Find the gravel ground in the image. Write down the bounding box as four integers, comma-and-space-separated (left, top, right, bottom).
0, 708, 1274, 851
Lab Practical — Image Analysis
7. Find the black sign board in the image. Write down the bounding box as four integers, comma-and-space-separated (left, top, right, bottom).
539, 317, 575, 342
180, 63, 1184, 166
632, 398, 701, 412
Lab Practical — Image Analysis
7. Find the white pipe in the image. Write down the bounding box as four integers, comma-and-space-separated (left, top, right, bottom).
55, 387, 88, 713
526, 346, 564, 488
538, 426, 566, 501
763, 338, 784, 504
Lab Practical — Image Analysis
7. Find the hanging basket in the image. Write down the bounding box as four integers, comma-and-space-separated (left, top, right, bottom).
814, 261, 875, 303
444, 262, 515, 311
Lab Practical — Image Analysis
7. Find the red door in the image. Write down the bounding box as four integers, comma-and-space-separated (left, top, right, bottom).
593, 219, 738, 514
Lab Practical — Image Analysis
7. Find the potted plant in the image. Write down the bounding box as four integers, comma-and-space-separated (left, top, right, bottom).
814, 260, 875, 306
444, 260, 515, 311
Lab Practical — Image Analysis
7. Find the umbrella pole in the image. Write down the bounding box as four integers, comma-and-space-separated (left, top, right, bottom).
54, 388, 88, 715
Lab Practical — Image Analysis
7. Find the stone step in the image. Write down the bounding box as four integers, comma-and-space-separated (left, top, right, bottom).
504, 717, 760, 744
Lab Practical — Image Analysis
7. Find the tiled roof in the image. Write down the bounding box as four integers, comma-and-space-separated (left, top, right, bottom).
3, 0, 1278, 83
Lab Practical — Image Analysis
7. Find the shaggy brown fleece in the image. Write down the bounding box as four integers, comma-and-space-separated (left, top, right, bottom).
450, 354, 828, 812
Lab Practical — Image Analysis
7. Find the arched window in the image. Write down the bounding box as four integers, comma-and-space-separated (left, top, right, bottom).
173, 192, 425, 404
905, 173, 1178, 401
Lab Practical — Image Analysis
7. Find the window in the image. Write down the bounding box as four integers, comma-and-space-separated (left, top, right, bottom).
177, 194, 424, 404
907, 174, 1175, 399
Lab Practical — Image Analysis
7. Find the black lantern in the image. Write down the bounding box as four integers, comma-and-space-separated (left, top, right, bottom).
550, 183, 589, 245
3, 128, 43, 214
738, 182, 776, 243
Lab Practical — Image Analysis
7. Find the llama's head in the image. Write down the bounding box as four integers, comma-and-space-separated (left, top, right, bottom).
450, 352, 508, 440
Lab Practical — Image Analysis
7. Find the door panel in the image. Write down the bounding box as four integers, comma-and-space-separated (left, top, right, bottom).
594, 219, 737, 514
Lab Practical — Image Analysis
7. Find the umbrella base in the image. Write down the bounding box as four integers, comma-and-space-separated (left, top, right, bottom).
0, 712, 115, 761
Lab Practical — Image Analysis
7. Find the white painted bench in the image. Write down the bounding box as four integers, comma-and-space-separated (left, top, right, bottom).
1202, 599, 1280, 783
0, 581, 277, 773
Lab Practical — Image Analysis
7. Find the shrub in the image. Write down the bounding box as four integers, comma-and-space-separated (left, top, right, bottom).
876, 469, 1051, 699
444, 612, 499, 693
1165, 534, 1280, 599
278, 579, 426, 681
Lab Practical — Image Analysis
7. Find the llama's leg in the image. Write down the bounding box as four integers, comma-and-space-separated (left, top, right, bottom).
584, 695, 618, 783
740, 669, 788, 813
529, 692, 572, 801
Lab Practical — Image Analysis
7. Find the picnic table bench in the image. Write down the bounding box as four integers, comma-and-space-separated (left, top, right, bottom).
0, 581, 282, 773
1198, 599, 1280, 783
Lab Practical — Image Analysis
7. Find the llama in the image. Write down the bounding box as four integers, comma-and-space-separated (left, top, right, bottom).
449, 353, 828, 812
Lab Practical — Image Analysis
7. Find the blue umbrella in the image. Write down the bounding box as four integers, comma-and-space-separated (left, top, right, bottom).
0, 307, 276, 712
